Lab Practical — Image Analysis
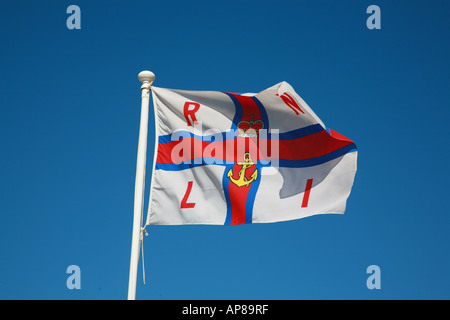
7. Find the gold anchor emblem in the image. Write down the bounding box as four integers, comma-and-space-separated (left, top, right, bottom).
227, 152, 258, 187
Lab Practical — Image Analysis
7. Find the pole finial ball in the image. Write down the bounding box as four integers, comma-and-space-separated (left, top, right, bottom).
138, 71, 155, 84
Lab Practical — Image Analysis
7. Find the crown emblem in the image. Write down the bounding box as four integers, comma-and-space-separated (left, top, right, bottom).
237, 115, 264, 137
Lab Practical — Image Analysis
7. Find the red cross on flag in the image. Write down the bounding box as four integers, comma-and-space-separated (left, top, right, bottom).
145, 82, 357, 225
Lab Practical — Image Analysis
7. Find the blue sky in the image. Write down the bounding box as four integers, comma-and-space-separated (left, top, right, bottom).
1, 0, 449, 299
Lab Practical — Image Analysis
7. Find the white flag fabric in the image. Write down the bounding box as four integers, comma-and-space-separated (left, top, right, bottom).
145, 82, 357, 225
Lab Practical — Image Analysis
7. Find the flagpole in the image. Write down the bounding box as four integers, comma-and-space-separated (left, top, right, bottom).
128, 70, 155, 300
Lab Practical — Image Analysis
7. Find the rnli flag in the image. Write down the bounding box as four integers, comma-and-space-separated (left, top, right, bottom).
145, 82, 357, 225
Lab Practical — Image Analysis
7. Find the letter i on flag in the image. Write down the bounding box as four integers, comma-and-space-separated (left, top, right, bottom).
145, 81, 357, 225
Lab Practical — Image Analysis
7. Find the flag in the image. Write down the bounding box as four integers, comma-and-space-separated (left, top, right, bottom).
145, 82, 357, 225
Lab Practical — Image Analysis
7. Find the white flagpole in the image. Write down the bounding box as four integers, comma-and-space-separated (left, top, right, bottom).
128, 70, 155, 300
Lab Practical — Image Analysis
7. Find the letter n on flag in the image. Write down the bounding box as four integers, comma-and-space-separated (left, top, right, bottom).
145, 82, 357, 225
